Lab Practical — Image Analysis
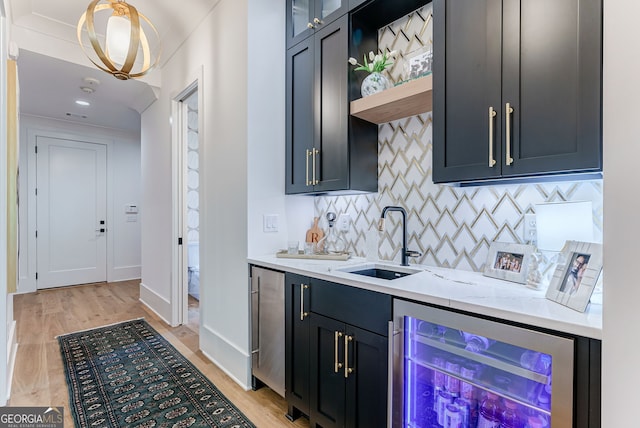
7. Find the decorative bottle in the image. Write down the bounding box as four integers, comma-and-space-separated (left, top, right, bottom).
500, 400, 524, 428
477, 392, 502, 428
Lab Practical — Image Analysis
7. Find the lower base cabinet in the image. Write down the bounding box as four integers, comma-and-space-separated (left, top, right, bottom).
310, 314, 388, 428
285, 273, 391, 428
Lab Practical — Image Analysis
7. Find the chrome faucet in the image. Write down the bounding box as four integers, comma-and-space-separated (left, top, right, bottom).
378, 206, 422, 266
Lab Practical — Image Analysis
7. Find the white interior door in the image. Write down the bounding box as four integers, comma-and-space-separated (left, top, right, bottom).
36, 136, 107, 289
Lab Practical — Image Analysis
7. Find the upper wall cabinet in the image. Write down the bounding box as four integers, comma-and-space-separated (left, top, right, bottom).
286, 15, 378, 195
286, 0, 349, 48
432, 0, 603, 184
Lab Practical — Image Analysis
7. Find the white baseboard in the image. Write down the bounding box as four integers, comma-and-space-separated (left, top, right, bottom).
109, 265, 142, 283
199, 324, 252, 390
6, 320, 17, 400
139, 282, 172, 324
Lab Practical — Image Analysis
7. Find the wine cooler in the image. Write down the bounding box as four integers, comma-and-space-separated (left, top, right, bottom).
391, 300, 575, 428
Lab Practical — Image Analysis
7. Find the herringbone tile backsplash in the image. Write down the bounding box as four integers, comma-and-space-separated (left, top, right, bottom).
315, 4, 603, 272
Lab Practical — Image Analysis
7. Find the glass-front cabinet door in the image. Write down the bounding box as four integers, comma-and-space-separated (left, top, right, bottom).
287, 0, 348, 48
318, 0, 344, 20
290, 0, 312, 45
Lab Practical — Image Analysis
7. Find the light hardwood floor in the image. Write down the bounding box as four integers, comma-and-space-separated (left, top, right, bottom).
10, 279, 309, 428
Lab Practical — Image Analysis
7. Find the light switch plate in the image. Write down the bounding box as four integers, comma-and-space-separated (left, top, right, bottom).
263, 214, 278, 233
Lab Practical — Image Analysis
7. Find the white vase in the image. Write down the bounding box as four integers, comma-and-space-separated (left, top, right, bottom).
361, 72, 390, 97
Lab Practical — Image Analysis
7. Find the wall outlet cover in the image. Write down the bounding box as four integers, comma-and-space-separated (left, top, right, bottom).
338, 214, 351, 232
524, 213, 536, 243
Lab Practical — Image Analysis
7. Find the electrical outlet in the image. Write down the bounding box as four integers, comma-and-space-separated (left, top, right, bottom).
523, 213, 536, 243
337, 214, 351, 232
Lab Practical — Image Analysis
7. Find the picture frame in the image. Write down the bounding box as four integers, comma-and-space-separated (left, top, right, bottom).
402, 46, 433, 81
483, 242, 534, 284
545, 240, 603, 312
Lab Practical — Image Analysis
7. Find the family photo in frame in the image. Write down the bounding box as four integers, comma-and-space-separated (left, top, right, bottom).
483, 242, 534, 284
545, 241, 603, 312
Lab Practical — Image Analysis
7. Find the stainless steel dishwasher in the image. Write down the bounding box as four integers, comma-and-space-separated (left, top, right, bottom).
250, 266, 285, 397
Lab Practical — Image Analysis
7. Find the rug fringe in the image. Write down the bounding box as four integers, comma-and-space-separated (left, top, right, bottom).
55, 317, 146, 339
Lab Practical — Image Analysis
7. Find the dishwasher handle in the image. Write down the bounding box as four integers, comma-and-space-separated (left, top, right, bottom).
251, 276, 260, 355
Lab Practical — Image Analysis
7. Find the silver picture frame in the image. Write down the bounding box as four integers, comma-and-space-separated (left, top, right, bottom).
545, 240, 603, 312
483, 242, 534, 284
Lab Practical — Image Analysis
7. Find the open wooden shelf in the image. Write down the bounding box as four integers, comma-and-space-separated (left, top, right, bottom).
349, 75, 433, 124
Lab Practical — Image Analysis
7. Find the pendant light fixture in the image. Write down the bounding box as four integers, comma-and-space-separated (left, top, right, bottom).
77, 0, 161, 80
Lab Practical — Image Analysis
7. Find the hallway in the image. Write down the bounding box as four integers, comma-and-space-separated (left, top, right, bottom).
9, 280, 309, 428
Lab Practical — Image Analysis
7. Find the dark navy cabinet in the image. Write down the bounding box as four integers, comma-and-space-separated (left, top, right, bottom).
286, 0, 349, 49
432, 0, 603, 184
285, 14, 378, 194
285, 272, 391, 427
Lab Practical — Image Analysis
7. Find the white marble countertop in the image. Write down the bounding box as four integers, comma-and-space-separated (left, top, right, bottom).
248, 255, 602, 340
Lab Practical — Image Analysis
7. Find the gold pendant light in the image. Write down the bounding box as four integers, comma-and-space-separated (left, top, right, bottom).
77, 0, 161, 80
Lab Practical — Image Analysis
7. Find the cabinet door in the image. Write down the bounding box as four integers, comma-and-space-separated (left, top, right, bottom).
310, 314, 346, 428
501, 0, 602, 177
313, 15, 350, 192
345, 325, 388, 428
285, 273, 312, 417
432, 0, 503, 183
287, 0, 348, 49
286, 38, 316, 194
287, 0, 314, 48
316, 0, 348, 27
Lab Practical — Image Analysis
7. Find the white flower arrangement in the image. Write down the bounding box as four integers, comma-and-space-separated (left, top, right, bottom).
348, 50, 396, 73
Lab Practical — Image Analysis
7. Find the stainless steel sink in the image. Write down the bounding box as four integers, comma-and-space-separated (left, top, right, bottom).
338, 264, 421, 280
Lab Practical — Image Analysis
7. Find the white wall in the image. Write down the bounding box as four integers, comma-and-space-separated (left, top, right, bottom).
140, 0, 313, 388
0, 0, 13, 405
141, 0, 250, 385
140, 96, 173, 319
17, 115, 142, 293
602, 0, 640, 423
246, 0, 314, 258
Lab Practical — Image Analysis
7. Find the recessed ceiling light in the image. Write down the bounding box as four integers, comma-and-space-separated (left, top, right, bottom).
66, 112, 88, 119
75, 100, 90, 106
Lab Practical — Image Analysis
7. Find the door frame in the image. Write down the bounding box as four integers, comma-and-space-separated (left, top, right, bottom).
171, 66, 204, 326
25, 128, 114, 293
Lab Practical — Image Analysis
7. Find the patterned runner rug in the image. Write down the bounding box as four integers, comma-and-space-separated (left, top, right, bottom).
58, 319, 256, 428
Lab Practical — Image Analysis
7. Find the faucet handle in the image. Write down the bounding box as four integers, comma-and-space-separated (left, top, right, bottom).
405, 249, 422, 258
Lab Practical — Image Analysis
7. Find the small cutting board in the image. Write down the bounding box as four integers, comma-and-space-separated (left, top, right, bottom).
305, 217, 324, 244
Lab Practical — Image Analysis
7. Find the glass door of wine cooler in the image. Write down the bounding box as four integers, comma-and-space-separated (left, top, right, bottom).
391, 300, 574, 428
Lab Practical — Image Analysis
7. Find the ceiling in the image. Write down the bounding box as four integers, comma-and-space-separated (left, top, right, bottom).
9, 0, 221, 131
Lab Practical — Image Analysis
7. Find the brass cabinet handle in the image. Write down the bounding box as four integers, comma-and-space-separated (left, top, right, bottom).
307, 22, 315, 29
488, 107, 497, 167
312, 148, 319, 185
344, 335, 354, 378
505, 102, 514, 166
313, 17, 322, 25
300, 284, 309, 321
334, 331, 344, 373
305, 150, 311, 186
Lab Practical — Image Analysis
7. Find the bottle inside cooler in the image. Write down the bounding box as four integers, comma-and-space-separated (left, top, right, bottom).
404, 316, 553, 428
